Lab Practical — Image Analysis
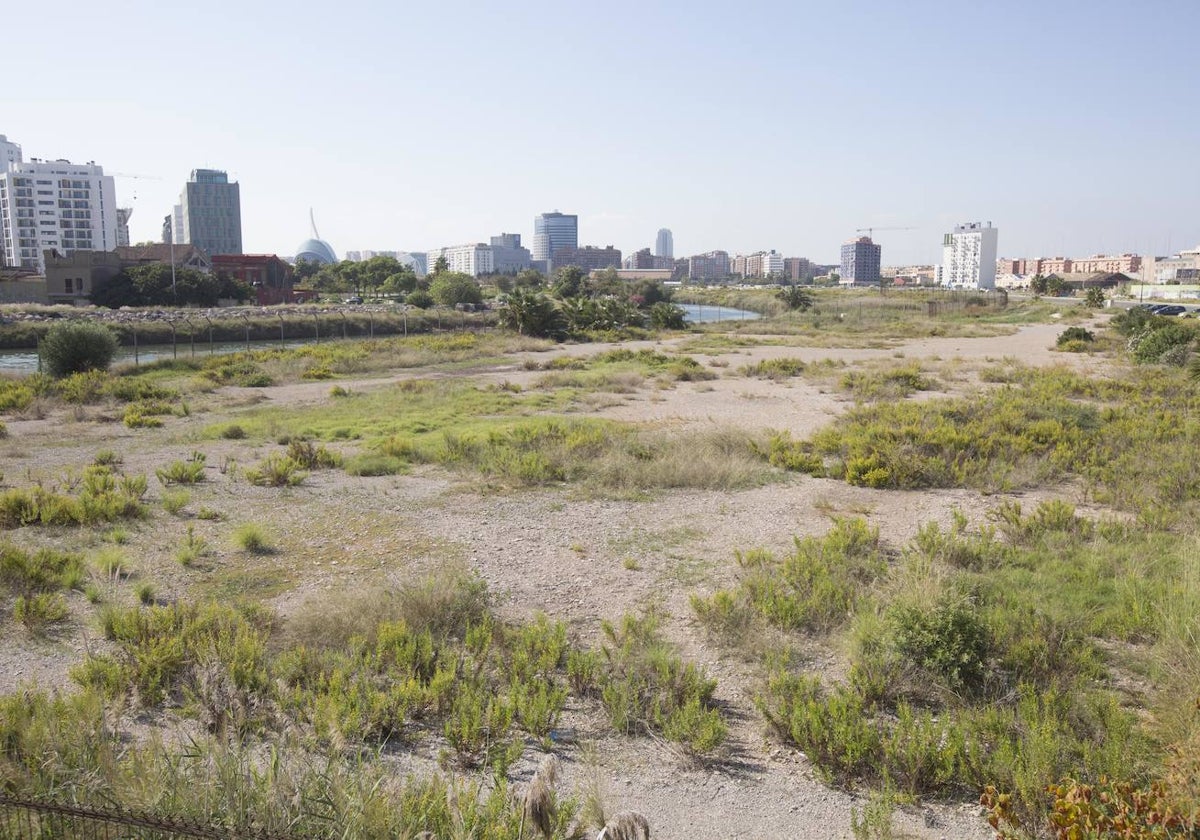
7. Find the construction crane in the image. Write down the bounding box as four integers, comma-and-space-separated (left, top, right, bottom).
856, 226, 916, 238
110, 172, 163, 203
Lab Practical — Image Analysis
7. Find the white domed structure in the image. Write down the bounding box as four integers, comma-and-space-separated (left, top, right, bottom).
295, 209, 337, 265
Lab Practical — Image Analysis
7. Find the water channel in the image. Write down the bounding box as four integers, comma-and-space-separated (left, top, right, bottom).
0, 303, 760, 375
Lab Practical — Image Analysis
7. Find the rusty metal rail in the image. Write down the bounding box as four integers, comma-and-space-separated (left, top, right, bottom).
0, 794, 293, 840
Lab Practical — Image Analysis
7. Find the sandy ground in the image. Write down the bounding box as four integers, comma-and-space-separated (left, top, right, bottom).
0, 318, 1104, 839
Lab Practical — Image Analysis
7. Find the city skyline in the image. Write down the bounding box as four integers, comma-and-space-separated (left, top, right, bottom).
4, 1, 1198, 264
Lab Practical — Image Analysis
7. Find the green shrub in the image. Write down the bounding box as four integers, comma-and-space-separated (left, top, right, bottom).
232, 522, 273, 554
888, 600, 991, 697
742, 358, 806, 379
161, 489, 190, 515
135, 581, 156, 604
93, 449, 121, 466
1131, 322, 1195, 364
285, 439, 341, 469
1, 542, 86, 595
40, 321, 119, 378
219, 424, 247, 440
345, 454, 405, 477
1056, 326, 1094, 346
244, 455, 307, 487
175, 526, 208, 566
14, 592, 69, 632
405, 290, 434, 309
156, 452, 206, 486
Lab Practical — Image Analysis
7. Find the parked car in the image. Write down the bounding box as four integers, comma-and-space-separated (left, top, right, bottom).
1157, 305, 1186, 316
344, 296, 363, 305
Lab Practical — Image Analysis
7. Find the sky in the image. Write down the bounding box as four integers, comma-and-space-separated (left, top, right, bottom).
5, 0, 1199, 265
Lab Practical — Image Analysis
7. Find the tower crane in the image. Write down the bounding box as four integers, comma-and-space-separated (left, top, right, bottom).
110, 172, 163, 203
856, 226, 916, 238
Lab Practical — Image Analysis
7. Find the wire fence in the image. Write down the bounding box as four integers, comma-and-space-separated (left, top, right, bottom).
0, 795, 295, 840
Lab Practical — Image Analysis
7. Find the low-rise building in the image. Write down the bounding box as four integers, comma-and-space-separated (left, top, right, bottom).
211, 254, 296, 305
115, 243, 212, 273
44, 249, 123, 304
489, 233, 531, 274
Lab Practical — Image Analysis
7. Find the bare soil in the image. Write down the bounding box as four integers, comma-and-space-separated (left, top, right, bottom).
0, 318, 1103, 839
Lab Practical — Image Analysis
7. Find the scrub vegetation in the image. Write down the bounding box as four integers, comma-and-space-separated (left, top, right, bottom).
1, 299, 1198, 838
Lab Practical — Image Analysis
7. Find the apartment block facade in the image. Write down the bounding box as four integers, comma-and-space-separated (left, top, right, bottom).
0, 154, 118, 272
428, 243, 494, 276
687, 250, 730, 280
939, 222, 998, 290
840, 237, 881, 285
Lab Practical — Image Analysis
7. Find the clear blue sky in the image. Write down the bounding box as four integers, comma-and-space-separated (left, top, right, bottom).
6, 0, 1198, 265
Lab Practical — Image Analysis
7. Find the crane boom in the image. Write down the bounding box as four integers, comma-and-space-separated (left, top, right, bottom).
856, 226, 917, 238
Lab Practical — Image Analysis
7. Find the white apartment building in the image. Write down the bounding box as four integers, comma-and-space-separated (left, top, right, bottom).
762, 250, 784, 277
940, 222, 998, 289
427, 243, 494, 277
0, 154, 118, 272
0, 135, 22, 172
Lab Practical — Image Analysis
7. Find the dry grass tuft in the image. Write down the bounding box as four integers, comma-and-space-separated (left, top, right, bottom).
522, 754, 561, 839
596, 811, 651, 840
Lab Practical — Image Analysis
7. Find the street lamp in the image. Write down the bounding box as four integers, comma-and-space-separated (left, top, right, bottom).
169, 214, 177, 305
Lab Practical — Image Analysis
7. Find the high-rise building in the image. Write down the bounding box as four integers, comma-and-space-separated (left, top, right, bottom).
687, 251, 730, 281
490, 233, 531, 273
939, 222, 998, 289
178, 169, 242, 255
532, 211, 578, 264
784, 257, 813, 282
116, 208, 132, 247
0, 151, 118, 272
427, 243, 494, 276
840, 236, 882, 285
625, 248, 655, 269
655, 228, 673, 259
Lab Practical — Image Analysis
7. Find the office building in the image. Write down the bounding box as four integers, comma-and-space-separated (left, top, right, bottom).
840, 236, 882, 285
176, 169, 242, 255
532, 211, 578, 264
939, 222, 998, 289
687, 251, 730, 281
762, 250, 784, 277
550, 245, 621, 273
655, 228, 673, 259
0, 152, 118, 272
489, 233, 531, 274
428, 243, 494, 276
116, 208, 132, 247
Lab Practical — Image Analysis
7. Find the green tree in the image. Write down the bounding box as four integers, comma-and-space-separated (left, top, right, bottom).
429, 272, 483, 307
1045, 275, 1067, 296
41, 321, 119, 377
92, 264, 245, 308
498, 289, 564, 338
1084, 287, 1106, 308
629, 280, 670, 307
648, 302, 688, 329
777, 284, 814, 311
383, 270, 418, 295
552, 265, 586, 298
1029, 274, 1048, 295
358, 256, 407, 298
293, 258, 321, 281
514, 268, 545, 289
432, 255, 449, 276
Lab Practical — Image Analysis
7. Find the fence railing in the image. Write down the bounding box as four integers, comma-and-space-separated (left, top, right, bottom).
0, 794, 292, 840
